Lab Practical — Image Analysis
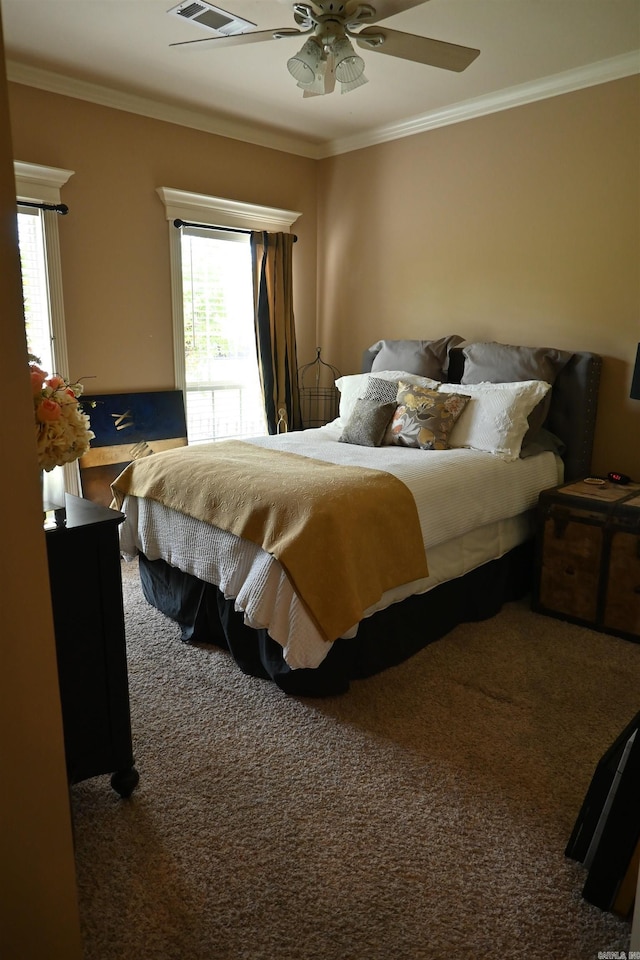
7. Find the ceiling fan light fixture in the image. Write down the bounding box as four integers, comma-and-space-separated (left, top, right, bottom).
332, 36, 365, 83
169, 1, 482, 100
287, 36, 323, 85
340, 72, 368, 94
298, 57, 331, 95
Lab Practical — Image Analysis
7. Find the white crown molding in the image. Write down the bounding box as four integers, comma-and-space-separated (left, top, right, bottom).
321, 51, 640, 157
14, 160, 75, 202
5, 60, 321, 160
7, 51, 639, 161
157, 186, 301, 231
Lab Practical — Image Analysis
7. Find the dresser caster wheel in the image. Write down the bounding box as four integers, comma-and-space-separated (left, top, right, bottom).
110, 767, 139, 798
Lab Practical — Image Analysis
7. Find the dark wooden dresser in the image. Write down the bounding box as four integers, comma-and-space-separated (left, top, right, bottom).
532, 478, 640, 642
45, 494, 139, 797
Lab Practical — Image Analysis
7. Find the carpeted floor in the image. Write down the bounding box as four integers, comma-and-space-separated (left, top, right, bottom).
70, 558, 640, 959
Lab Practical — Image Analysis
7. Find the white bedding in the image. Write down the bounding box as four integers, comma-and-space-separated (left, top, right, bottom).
119, 422, 561, 669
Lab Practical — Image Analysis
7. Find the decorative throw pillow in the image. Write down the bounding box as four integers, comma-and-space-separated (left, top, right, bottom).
442, 380, 552, 461
361, 376, 399, 405
361, 374, 443, 445
336, 371, 440, 422
369, 335, 465, 381
460, 342, 572, 437
339, 398, 397, 447
335, 373, 390, 422
388, 381, 470, 450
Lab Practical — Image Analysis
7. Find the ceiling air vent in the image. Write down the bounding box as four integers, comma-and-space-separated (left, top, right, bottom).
167, 2, 256, 36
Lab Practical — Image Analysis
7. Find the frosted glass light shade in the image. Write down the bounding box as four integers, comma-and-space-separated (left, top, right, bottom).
333, 36, 365, 82
301, 59, 333, 95
287, 38, 323, 85
340, 72, 368, 93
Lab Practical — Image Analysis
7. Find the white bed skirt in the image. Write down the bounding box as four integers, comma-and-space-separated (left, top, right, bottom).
119, 427, 560, 670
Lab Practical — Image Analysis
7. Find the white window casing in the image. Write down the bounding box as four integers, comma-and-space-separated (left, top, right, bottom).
14, 161, 79, 496
156, 187, 301, 397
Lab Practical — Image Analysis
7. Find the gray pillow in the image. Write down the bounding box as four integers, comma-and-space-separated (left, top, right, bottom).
339, 399, 397, 447
461, 341, 573, 436
369, 335, 465, 380
520, 428, 567, 459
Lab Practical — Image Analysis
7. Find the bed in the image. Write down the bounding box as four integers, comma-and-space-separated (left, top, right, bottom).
113, 337, 602, 696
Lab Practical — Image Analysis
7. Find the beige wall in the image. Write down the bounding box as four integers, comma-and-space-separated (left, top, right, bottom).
8, 82, 320, 393
6, 75, 640, 477
318, 76, 640, 479
0, 25, 83, 960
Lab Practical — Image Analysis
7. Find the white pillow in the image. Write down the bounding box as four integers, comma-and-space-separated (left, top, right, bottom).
441, 380, 551, 461
335, 371, 440, 422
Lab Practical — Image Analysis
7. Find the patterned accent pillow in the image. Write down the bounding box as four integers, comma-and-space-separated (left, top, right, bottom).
361, 376, 399, 405
339, 399, 397, 447
388, 382, 470, 450
335, 371, 440, 422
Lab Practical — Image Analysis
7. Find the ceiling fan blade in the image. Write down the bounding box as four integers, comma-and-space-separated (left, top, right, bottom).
355, 26, 480, 71
169, 27, 301, 51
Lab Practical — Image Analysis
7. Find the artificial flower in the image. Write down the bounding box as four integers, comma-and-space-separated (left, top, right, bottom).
29, 357, 95, 471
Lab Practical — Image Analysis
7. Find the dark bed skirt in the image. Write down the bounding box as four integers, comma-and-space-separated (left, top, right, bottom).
137, 541, 534, 696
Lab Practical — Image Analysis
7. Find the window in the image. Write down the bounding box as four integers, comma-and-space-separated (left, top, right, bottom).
157, 187, 301, 443
18, 205, 54, 373
180, 226, 265, 442
14, 161, 78, 495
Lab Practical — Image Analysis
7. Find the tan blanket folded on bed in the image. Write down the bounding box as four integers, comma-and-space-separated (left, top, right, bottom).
111, 440, 428, 644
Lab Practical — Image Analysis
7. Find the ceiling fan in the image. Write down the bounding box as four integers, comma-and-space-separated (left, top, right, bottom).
167, 0, 480, 97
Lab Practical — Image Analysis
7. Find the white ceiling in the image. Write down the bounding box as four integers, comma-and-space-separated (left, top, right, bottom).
2, 0, 639, 158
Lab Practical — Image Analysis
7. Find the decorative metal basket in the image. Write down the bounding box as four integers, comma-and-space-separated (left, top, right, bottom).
298, 348, 341, 429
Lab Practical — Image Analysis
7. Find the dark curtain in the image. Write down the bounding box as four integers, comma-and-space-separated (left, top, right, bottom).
250, 231, 302, 434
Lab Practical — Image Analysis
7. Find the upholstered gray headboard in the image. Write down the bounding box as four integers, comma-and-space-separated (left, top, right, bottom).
361, 343, 602, 482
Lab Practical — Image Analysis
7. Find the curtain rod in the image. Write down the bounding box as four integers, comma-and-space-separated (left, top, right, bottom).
19, 201, 69, 215
173, 218, 297, 241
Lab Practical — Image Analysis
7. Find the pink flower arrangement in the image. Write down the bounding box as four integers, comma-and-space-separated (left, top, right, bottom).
30, 359, 95, 471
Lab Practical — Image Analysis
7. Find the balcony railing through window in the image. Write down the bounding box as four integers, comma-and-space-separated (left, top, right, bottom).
186, 381, 266, 443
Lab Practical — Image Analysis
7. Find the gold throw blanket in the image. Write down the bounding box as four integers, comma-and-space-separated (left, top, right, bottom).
111, 441, 429, 644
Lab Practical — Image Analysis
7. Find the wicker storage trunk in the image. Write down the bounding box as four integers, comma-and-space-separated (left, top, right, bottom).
532, 479, 640, 642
